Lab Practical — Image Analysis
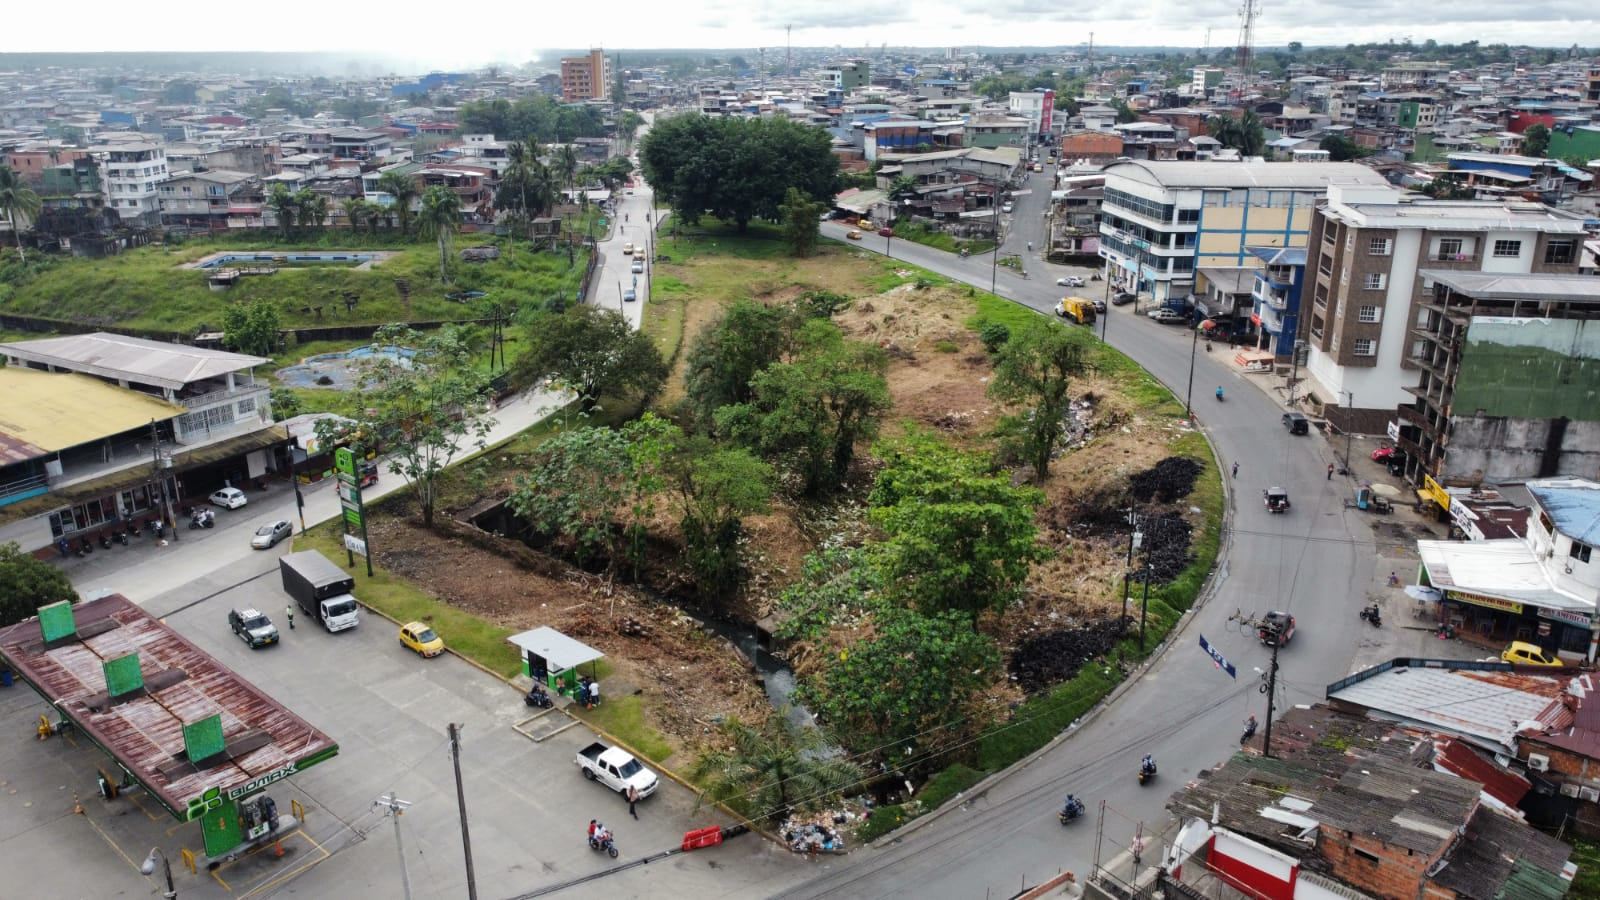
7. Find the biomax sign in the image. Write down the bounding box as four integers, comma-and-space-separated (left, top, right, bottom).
184, 763, 297, 820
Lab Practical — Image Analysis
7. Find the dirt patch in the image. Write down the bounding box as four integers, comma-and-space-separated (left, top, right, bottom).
367, 516, 772, 758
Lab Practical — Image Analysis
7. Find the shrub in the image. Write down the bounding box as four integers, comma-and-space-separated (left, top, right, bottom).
979, 322, 1011, 353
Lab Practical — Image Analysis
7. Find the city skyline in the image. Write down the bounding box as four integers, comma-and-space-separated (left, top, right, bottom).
4, 1, 1597, 73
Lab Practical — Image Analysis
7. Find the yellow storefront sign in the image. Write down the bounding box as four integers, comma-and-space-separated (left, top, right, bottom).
1445, 589, 1522, 614
1421, 474, 1452, 511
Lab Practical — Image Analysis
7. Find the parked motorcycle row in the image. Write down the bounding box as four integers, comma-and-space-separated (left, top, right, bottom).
58, 515, 173, 557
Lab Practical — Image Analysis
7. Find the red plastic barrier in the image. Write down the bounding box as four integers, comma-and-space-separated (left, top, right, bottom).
682, 826, 724, 850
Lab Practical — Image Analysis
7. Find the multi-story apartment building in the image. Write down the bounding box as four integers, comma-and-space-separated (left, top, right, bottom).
1299, 186, 1588, 437
1395, 272, 1600, 487
1007, 91, 1055, 145
561, 49, 611, 103
1097, 161, 1388, 304
93, 142, 167, 225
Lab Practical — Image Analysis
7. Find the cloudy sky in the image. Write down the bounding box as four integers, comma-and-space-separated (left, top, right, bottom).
4, 0, 1595, 71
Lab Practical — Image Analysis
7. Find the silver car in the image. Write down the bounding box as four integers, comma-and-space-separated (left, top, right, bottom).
251, 520, 293, 549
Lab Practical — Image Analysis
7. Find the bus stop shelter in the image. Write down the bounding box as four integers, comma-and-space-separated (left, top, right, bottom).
508, 627, 603, 699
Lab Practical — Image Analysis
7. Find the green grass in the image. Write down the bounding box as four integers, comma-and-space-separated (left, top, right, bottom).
1569, 837, 1600, 897
581, 695, 675, 763
0, 233, 588, 335
292, 520, 523, 678
890, 221, 994, 256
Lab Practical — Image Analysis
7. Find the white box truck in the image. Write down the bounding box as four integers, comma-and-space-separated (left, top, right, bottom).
279, 550, 360, 632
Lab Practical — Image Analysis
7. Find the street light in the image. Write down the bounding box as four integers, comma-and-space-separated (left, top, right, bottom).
141, 847, 176, 899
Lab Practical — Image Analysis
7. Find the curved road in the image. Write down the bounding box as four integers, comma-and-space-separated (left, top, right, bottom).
772, 175, 1383, 898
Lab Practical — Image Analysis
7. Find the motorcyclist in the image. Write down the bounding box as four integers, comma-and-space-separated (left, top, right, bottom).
1243, 714, 1258, 738
1215, 386, 1224, 401
1141, 755, 1157, 776
1062, 794, 1084, 818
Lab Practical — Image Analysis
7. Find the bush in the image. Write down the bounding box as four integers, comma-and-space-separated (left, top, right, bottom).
979, 322, 1010, 353
855, 802, 912, 843
934, 340, 959, 353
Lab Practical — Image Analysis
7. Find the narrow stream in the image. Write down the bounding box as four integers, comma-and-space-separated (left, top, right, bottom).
693, 616, 818, 733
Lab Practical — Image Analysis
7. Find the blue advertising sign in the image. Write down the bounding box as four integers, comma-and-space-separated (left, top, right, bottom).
1198, 634, 1237, 679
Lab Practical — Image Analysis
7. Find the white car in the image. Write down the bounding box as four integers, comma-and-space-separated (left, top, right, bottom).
250, 520, 293, 549
1056, 276, 1085, 288
210, 487, 248, 509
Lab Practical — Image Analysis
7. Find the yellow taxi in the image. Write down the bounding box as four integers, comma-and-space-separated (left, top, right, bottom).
399, 622, 445, 658
1502, 641, 1562, 667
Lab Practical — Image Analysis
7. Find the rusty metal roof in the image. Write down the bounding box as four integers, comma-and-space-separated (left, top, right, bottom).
0, 594, 337, 821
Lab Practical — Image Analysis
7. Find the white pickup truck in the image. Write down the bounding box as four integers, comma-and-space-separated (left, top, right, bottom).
575, 741, 659, 798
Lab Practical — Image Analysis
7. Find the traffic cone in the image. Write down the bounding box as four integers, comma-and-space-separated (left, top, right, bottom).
274, 840, 284, 858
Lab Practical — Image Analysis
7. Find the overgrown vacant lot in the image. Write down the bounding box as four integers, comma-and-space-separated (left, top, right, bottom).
0, 232, 587, 333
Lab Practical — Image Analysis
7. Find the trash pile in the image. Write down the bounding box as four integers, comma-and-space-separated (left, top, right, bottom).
1008, 618, 1126, 693
1128, 457, 1202, 504
782, 809, 854, 853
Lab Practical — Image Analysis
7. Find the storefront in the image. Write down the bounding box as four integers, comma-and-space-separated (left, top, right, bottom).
1418, 536, 1598, 663
1439, 589, 1592, 656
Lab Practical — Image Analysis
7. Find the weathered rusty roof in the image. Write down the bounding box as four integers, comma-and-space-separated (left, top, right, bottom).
0, 594, 336, 821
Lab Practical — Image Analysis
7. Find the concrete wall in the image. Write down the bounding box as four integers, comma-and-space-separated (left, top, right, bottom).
1443, 416, 1600, 484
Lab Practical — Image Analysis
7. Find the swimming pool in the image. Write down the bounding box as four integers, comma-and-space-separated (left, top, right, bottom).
196, 252, 383, 269
276, 345, 417, 390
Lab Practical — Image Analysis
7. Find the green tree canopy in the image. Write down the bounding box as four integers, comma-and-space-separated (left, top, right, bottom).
221, 300, 281, 357
416, 185, 462, 283
688, 715, 864, 823
683, 298, 795, 428
513, 305, 668, 411
658, 431, 773, 606
322, 324, 493, 527
987, 319, 1087, 481
869, 432, 1049, 627
1318, 134, 1367, 161
0, 165, 43, 262
456, 95, 610, 144
1521, 123, 1551, 158
778, 187, 824, 258
507, 425, 641, 572
376, 171, 419, 235
639, 114, 839, 232
1207, 110, 1266, 156
0, 542, 77, 628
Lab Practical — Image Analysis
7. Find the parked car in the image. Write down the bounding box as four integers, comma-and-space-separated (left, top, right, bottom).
359, 461, 379, 488
631, 260, 644, 273
1001, 202, 1014, 213
1502, 641, 1563, 667
1111, 291, 1137, 306
1282, 412, 1310, 435
1056, 276, 1085, 288
210, 487, 248, 509
250, 520, 293, 549
623, 288, 637, 302
228, 608, 279, 648
399, 622, 445, 658
877, 227, 893, 237
1149, 309, 1188, 325
846, 230, 863, 240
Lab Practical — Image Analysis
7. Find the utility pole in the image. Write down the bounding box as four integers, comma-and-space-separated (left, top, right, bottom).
150, 420, 177, 542
1342, 390, 1355, 474
1121, 510, 1142, 632
375, 793, 413, 900
1261, 640, 1281, 758
1138, 549, 1153, 650
448, 724, 479, 900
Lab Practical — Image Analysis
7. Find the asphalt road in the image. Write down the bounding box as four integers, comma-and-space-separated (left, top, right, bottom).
778, 206, 1425, 898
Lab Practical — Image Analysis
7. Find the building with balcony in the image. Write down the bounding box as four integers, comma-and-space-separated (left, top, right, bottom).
1298, 186, 1587, 437
92, 142, 167, 226
1395, 271, 1600, 488
1097, 160, 1387, 305
0, 334, 283, 556
561, 49, 611, 103
1247, 246, 1307, 357
158, 169, 261, 231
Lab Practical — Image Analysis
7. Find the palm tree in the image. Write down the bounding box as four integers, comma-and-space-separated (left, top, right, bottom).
552, 144, 580, 202
292, 189, 324, 234
687, 715, 863, 824
503, 140, 538, 256
266, 184, 298, 239
416, 185, 462, 283
377, 171, 419, 236
341, 197, 372, 234
0, 164, 43, 262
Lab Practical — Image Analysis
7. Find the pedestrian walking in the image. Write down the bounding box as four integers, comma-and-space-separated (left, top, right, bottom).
626, 784, 639, 819
589, 679, 601, 708
285, 605, 295, 630
1231, 461, 1239, 479
1327, 463, 1335, 480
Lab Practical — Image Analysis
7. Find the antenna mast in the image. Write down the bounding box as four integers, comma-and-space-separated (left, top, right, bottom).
1236, 0, 1261, 80
786, 25, 792, 78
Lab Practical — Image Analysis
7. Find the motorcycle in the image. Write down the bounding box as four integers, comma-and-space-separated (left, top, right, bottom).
1242, 715, 1258, 743
524, 685, 553, 709
1360, 604, 1382, 627
1058, 798, 1086, 825
77, 538, 94, 557
114, 527, 130, 546
150, 518, 165, 539
1138, 757, 1158, 785
98, 531, 112, 550
127, 519, 140, 537
588, 832, 619, 859
188, 509, 215, 530
1205, 340, 1213, 352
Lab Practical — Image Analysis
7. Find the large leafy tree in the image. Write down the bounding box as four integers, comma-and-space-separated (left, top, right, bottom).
659, 432, 773, 606
778, 187, 824, 258
987, 320, 1086, 481
639, 114, 839, 232
551, 145, 581, 199
869, 432, 1049, 627
683, 298, 793, 428
0, 165, 42, 262
0, 542, 77, 628
513, 305, 668, 411
688, 715, 863, 824
221, 300, 281, 357
325, 324, 493, 528
1318, 134, 1366, 162
1522, 123, 1551, 158
377, 171, 419, 235
266, 184, 298, 239
507, 425, 639, 573
416, 185, 462, 283
717, 320, 890, 495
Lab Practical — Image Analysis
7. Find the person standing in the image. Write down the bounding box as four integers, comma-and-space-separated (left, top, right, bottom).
285, 605, 295, 630
626, 784, 639, 819
589, 679, 601, 709
1327, 463, 1335, 481
1231, 461, 1239, 479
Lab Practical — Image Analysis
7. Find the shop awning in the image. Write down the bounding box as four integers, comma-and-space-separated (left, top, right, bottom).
507, 626, 603, 673
1418, 539, 1595, 613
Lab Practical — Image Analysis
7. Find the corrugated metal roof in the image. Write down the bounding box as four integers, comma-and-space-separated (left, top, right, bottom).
0, 333, 267, 391
1433, 737, 1531, 809
1329, 666, 1566, 754
1526, 478, 1600, 546
0, 369, 185, 456
0, 594, 336, 821
1104, 160, 1390, 190
1417, 539, 1591, 612
1421, 271, 1600, 303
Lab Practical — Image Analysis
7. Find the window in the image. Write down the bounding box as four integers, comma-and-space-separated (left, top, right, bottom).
1545, 240, 1577, 265
1359, 305, 1381, 323
1493, 239, 1522, 258
1571, 541, 1593, 564
1367, 237, 1391, 256
1436, 238, 1463, 260
1353, 338, 1376, 356
1176, 208, 1199, 224
1364, 273, 1386, 290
